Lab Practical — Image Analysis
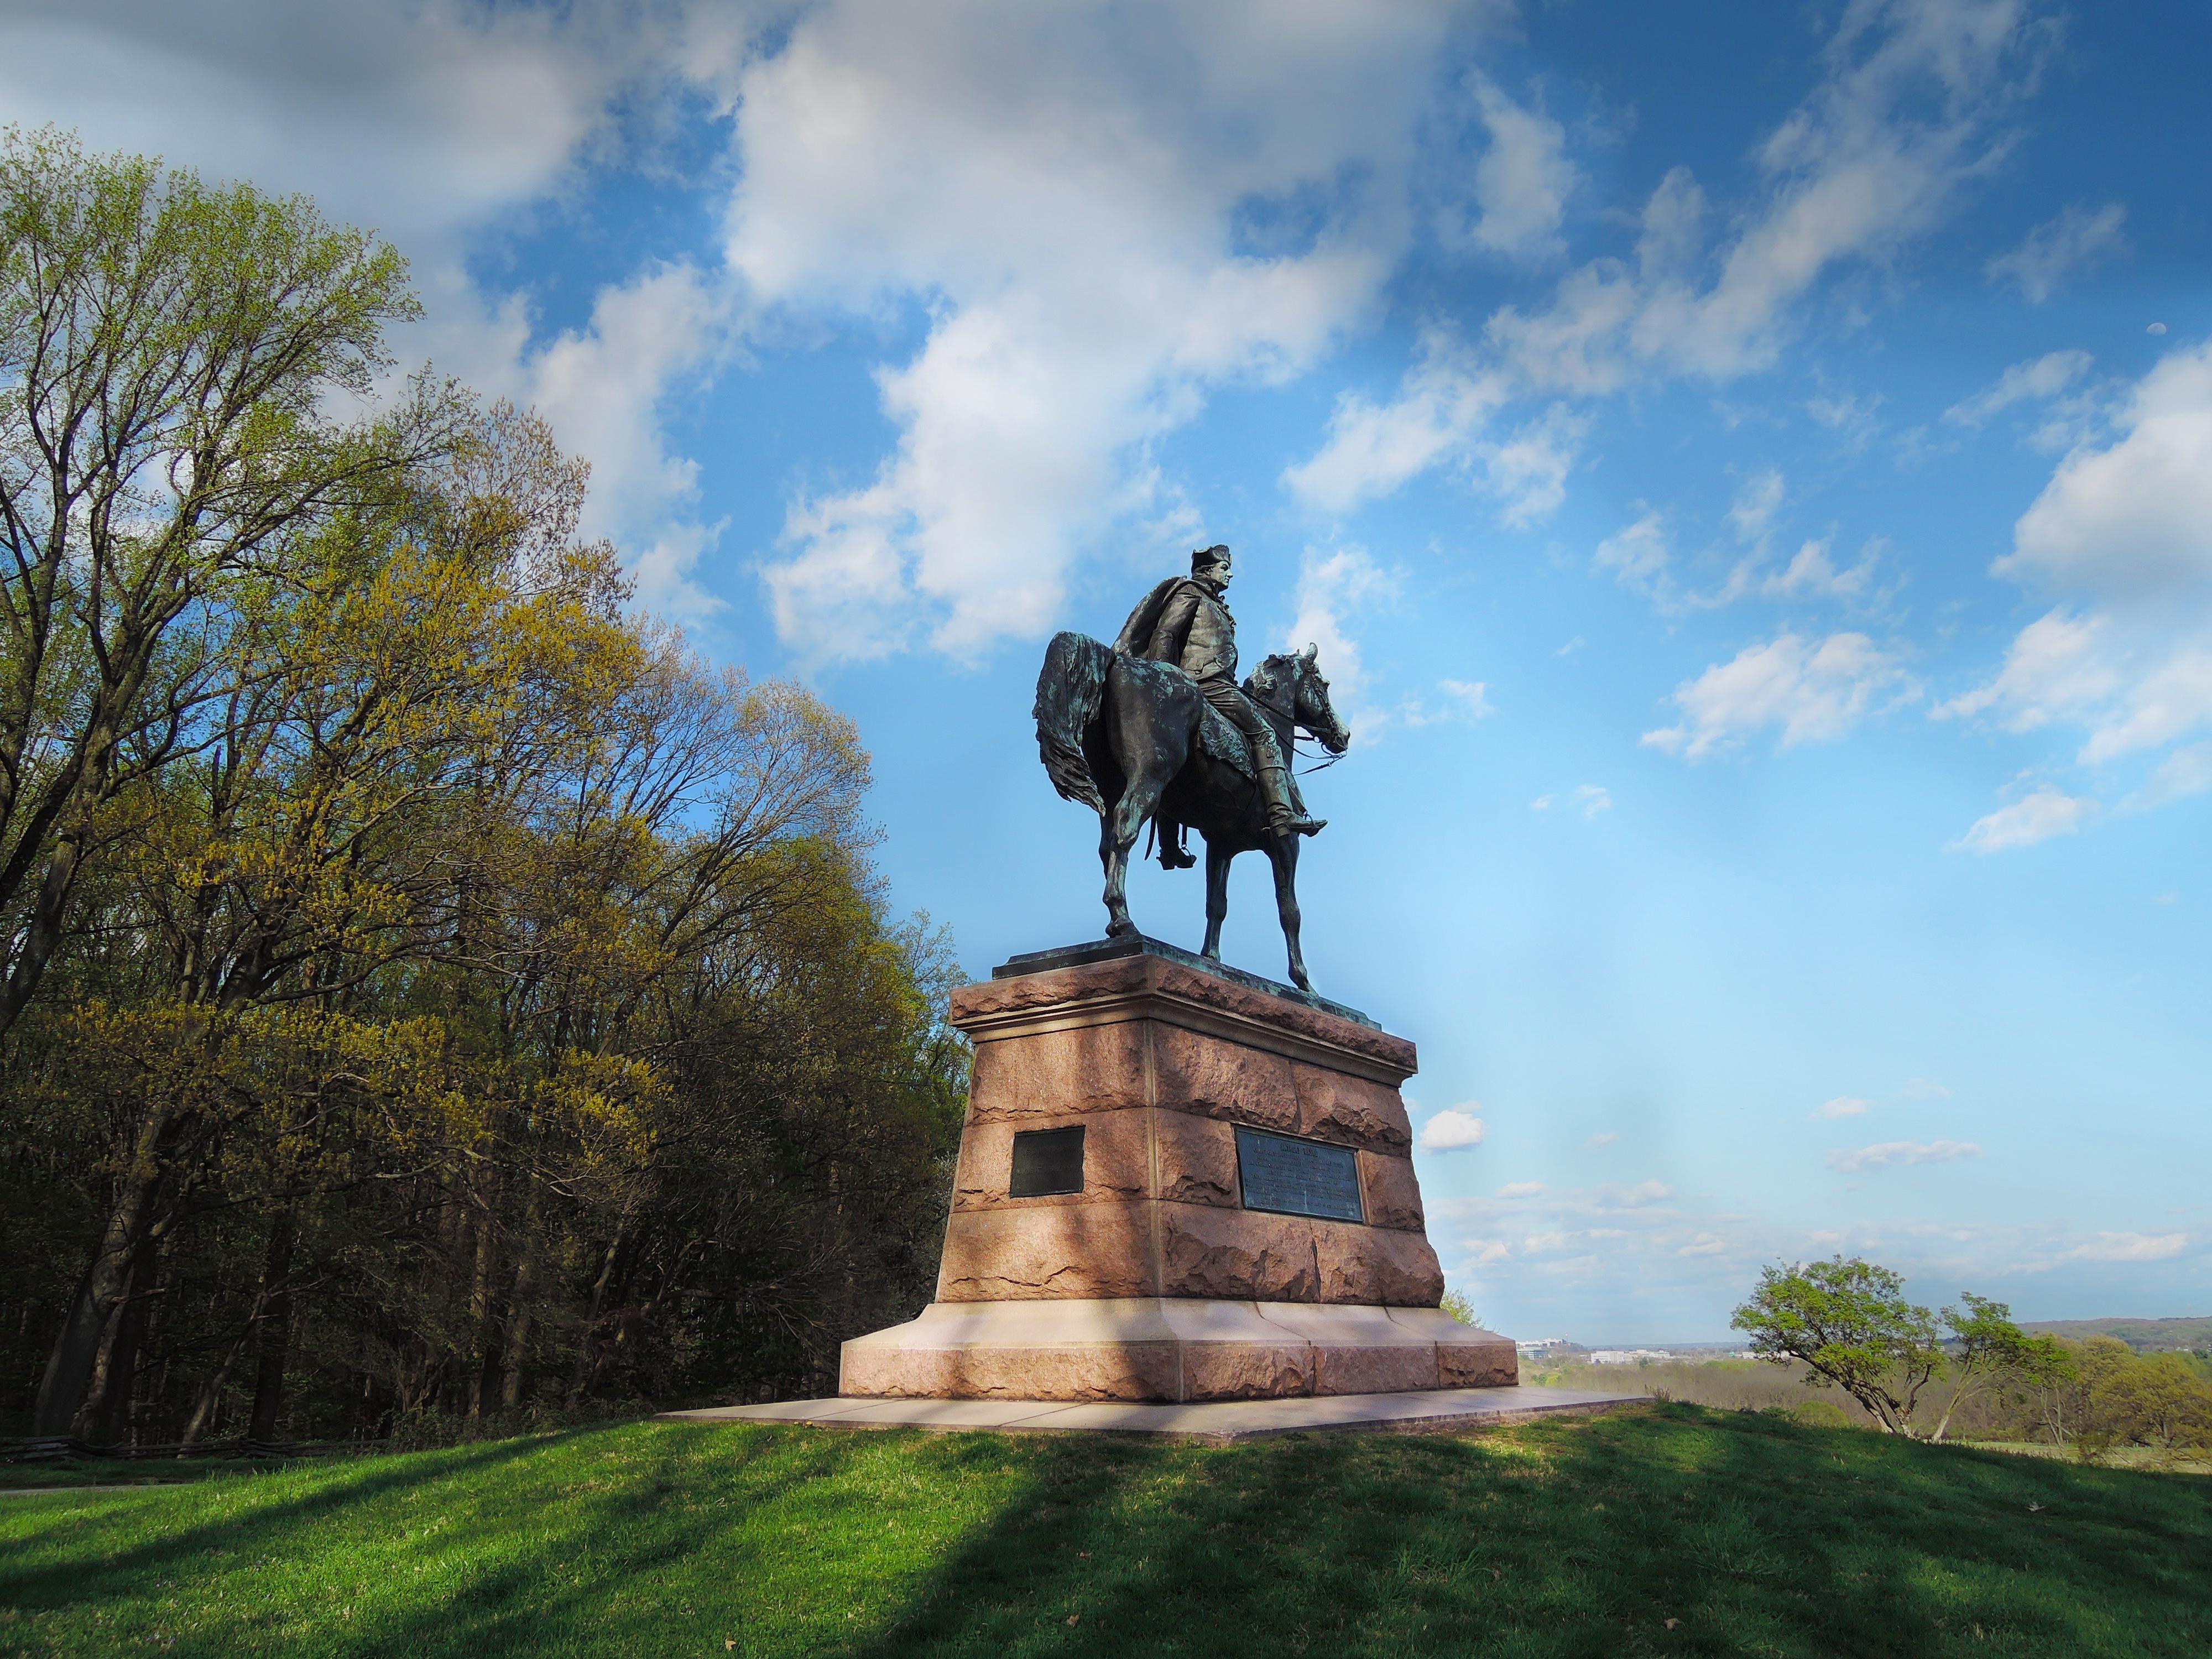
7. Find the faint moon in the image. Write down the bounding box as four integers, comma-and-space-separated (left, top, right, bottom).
2148, 322, 2169, 335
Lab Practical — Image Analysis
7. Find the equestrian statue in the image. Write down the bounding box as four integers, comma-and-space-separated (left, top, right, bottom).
1033, 544, 1349, 991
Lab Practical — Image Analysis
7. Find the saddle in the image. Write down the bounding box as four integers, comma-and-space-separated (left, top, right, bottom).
1196, 699, 1256, 780
1119, 655, 1258, 781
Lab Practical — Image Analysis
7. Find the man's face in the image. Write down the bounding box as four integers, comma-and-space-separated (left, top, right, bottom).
1201, 551, 1233, 589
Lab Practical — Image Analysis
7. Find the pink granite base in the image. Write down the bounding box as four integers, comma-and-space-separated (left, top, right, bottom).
838, 942, 1523, 1404
839, 1298, 1518, 1403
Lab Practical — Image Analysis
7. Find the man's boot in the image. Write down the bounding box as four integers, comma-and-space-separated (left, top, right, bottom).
1259, 760, 1324, 837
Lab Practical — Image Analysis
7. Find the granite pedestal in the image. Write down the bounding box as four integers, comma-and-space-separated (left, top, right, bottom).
840, 937, 1518, 1403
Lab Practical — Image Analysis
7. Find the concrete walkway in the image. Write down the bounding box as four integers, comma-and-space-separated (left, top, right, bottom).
658, 1384, 1645, 1443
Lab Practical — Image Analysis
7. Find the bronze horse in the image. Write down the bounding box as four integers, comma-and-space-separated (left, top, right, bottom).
1034, 633, 1349, 990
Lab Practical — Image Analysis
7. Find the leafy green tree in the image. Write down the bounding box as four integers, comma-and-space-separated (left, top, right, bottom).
1732, 1257, 1942, 1435
0, 126, 431, 1051
1926, 1292, 2073, 1443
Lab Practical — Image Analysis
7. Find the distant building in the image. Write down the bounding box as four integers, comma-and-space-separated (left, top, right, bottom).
1589, 1348, 1674, 1365
1514, 1337, 1569, 1353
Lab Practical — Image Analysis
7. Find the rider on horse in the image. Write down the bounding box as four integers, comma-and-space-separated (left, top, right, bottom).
1114, 545, 1326, 859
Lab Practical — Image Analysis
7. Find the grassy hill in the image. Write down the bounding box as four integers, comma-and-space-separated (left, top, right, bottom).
2022, 1314, 2212, 1351
4, 1404, 2209, 1658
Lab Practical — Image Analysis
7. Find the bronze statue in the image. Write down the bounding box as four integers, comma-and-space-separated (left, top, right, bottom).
1034, 545, 1349, 990
1114, 545, 1323, 847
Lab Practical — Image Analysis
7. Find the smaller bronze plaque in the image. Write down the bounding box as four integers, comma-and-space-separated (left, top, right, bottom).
1235, 1126, 1364, 1223
1009, 1125, 1086, 1198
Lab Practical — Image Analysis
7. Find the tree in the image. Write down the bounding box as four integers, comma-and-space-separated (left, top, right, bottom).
0, 125, 428, 1042
1925, 1292, 2072, 1443
1732, 1257, 1942, 1435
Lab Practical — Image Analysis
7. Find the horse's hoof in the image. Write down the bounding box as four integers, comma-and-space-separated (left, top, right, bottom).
1106, 917, 1139, 939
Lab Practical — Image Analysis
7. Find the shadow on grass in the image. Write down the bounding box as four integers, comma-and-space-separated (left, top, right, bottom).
3, 1405, 2209, 1658
833, 1404, 2212, 1659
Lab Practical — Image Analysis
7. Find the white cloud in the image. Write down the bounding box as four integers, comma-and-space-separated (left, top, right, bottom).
1285, 545, 1399, 720
1817, 1097, 1870, 1119
1400, 679, 1495, 728
1597, 1180, 1674, 1209
1289, 1, 2043, 511
2004, 339, 2212, 603
1581, 1132, 1619, 1151
1827, 1139, 1983, 1173
0, 1, 735, 614
1987, 203, 2127, 304
1951, 784, 2095, 853
1902, 1078, 1952, 1099
1760, 537, 1879, 601
1642, 631, 1916, 759
1595, 510, 1670, 593
1283, 330, 1507, 515
1419, 1108, 1488, 1153
734, 0, 1472, 657
1442, 75, 1580, 263
2128, 743, 2212, 809
1729, 468, 1786, 542
1495, 1182, 1545, 1199
1572, 784, 1611, 818
1477, 403, 1588, 526
2065, 1232, 2188, 1264
1944, 349, 2094, 426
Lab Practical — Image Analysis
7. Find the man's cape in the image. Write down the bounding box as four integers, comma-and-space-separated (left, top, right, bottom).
1113, 576, 1199, 659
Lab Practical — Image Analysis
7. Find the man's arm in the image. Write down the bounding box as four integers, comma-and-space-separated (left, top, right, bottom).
1145, 583, 1201, 662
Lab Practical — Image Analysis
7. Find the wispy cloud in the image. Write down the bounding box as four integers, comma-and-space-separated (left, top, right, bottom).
1987, 204, 2127, 304
1827, 1139, 1983, 1173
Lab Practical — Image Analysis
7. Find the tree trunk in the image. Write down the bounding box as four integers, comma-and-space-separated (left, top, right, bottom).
85, 1229, 160, 1447
32, 1105, 171, 1434
247, 1211, 298, 1444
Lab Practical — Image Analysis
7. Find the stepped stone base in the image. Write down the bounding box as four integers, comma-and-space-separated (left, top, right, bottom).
841, 936, 1520, 1404
840, 1297, 1516, 1403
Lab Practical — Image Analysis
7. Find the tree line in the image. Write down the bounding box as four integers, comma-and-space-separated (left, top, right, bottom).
0, 129, 966, 1447
1734, 1257, 2212, 1462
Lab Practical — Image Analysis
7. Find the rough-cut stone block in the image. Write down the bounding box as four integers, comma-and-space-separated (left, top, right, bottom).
968, 1022, 1149, 1121
839, 1339, 1180, 1401
1311, 1343, 1441, 1396
1438, 1342, 1519, 1387
1315, 1221, 1443, 1305
1151, 1024, 1300, 1130
1157, 1203, 1318, 1301
1154, 1112, 1240, 1207
952, 1109, 1148, 1211
1293, 1062, 1413, 1153
937, 1206, 1156, 1301
950, 950, 1417, 1081
1180, 1341, 1316, 1401
1358, 1151, 1426, 1232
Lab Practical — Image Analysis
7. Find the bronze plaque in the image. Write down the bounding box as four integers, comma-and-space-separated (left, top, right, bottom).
1009, 1125, 1086, 1197
1234, 1125, 1363, 1223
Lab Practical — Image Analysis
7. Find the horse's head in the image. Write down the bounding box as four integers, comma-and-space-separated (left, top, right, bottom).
1255, 643, 1350, 755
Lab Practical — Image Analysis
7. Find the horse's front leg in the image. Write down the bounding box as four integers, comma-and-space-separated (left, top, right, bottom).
1099, 781, 1164, 938
1266, 836, 1310, 990
1201, 838, 1232, 960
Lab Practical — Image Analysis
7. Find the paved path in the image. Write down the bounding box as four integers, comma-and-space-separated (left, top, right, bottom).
659, 1384, 1645, 1443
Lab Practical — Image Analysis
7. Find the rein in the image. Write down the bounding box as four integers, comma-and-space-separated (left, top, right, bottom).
1253, 659, 1347, 776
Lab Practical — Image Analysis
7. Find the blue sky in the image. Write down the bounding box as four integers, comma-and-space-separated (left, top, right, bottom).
8, 0, 2208, 1340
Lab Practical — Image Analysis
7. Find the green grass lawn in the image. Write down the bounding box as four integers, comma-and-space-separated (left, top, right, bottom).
3, 1404, 2206, 1658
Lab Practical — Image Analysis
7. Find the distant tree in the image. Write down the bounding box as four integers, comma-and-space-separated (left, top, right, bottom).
1439, 1288, 1480, 1327
1926, 1292, 2073, 1444
1731, 1258, 1942, 1435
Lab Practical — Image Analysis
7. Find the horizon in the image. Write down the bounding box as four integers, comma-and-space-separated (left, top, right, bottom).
7, 0, 2208, 1339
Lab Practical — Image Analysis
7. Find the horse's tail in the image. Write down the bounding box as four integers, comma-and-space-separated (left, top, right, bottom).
1034, 630, 1112, 812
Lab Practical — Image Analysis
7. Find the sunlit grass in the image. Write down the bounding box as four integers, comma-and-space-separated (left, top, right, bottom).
3, 1404, 2207, 1657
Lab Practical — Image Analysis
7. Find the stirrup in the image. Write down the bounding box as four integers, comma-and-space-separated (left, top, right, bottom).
1269, 813, 1326, 838
1160, 842, 1197, 870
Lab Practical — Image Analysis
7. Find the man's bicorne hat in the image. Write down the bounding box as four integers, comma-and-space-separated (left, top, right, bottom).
1192, 544, 1232, 576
